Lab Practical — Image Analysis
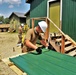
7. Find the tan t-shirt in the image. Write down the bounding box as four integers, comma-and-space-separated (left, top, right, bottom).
25, 28, 39, 44
23, 28, 39, 51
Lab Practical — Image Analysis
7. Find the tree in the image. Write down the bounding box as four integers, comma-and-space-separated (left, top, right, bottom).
0, 16, 4, 23
4, 18, 10, 24
0, 16, 10, 24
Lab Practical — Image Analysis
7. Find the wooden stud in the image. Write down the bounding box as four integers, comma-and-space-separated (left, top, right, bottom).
45, 18, 49, 40
61, 35, 65, 54
32, 18, 34, 28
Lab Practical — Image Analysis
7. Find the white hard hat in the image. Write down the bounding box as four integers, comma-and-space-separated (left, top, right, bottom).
38, 21, 48, 32
21, 24, 24, 26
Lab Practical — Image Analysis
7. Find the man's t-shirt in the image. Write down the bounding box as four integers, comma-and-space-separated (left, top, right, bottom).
25, 28, 39, 45
23, 28, 45, 51
23, 28, 39, 51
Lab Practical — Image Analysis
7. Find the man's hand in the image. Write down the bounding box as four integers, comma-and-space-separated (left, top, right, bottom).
36, 47, 42, 54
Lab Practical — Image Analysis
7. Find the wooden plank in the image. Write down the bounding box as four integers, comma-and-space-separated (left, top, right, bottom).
59, 41, 72, 46
2, 58, 24, 75
61, 35, 65, 53
45, 18, 49, 40
47, 17, 76, 46
31, 17, 46, 20
50, 33, 61, 38
50, 40, 61, 52
10, 66, 26, 75
56, 38, 62, 42
56, 38, 67, 42
0, 24, 10, 28
65, 45, 76, 52
2, 53, 27, 75
65, 35, 76, 46
67, 50, 76, 56
65, 41, 71, 45
32, 19, 34, 28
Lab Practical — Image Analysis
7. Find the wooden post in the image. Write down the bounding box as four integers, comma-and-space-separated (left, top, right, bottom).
32, 19, 34, 28
45, 18, 49, 40
61, 35, 65, 54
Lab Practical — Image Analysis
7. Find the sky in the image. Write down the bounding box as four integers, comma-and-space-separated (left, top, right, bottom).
0, 0, 30, 18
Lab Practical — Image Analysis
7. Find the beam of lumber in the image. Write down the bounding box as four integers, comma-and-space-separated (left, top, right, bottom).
47, 17, 76, 46
60, 41, 72, 46
10, 66, 25, 75
0, 24, 10, 28
32, 19, 34, 28
56, 38, 67, 42
31, 17, 46, 20
65, 45, 76, 52
67, 50, 76, 56
47, 17, 65, 36
2, 58, 24, 75
50, 33, 62, 38
65, 35, 76, 46
61, 35, 65, 54
2, 53, 27, 75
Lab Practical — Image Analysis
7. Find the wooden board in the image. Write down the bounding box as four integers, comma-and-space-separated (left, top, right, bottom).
2, 53, 27, 75
67, 50, 76, 56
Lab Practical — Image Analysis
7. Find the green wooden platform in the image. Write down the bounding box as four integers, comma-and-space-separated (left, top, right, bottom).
9, 49, 76, 75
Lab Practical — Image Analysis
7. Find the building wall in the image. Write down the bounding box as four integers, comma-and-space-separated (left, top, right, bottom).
30, 0, 47, 18
10, 15, 20, 32
62, 0, 76, 41
30, 0, 47, 27
10, 15, 26, 32
20, 18, 26, 24
26, 15, 30, 27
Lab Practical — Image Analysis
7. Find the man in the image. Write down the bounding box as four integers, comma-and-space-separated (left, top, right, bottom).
22, 21, 48, 54
17, 24, 24, 47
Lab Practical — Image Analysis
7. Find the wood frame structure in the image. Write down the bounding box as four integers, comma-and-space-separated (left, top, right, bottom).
47, 0, 76, 53
31, 17, 76, 54
47, 17, 76, 53
31, 17, 49, 40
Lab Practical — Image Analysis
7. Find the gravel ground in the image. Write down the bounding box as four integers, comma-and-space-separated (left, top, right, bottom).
0, 32, 22, 75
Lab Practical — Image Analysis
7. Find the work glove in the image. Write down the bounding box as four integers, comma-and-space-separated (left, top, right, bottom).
47, 43, 54, 50
36, 47, 42, 54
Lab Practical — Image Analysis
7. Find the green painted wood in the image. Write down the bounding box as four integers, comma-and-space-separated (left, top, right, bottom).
30, 0, 47, 27
10, 49, 76, 75
62, 0, 76, 41
30, 0, 47, 18
19, 54, 76, 74
10, 55, 52, 75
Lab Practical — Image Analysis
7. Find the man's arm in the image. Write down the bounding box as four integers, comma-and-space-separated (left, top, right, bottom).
24, 29, 37, 50
38, 33, 48, 47
40, 40, 48, 47
24, 40, 37, 50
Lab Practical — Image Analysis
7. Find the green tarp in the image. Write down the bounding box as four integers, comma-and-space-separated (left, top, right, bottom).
9, 49, 76, 75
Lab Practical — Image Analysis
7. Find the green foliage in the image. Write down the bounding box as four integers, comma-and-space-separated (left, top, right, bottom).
4, 18, 10, 24
0, 16, 4, 23
0, 16, 10, 24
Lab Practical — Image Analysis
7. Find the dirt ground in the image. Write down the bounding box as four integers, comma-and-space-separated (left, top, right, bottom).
0, 32, 22, 75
